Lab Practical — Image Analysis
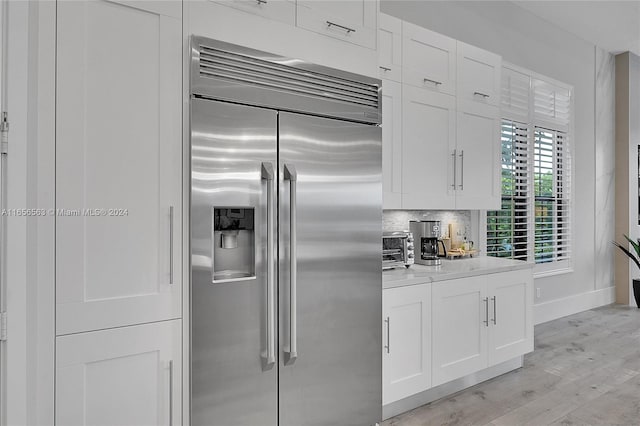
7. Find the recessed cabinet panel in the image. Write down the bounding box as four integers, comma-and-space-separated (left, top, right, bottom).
296, 0, 377, 49
457, 41, 501, 107
56, 0, 181, 335
378, 13, 402, 82
382, 80, 402, 209
402, 88, 456, 209
210, 0, 295, 25
56, 320, 182, 426
383, 284, 431, 405
402, 21, 456, 95
488, 270, 534, 365
432, 276, 487, 387
455, 102, 501, 210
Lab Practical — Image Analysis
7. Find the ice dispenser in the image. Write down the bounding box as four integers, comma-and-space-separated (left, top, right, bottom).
212, 207, 255, 282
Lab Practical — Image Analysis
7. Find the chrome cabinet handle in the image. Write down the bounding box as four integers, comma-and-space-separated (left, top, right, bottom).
483, 297, 489, 327
284, 164, 298, 362
379, 66, 392, 72
326, 21, 356, 34
474, 91, 490, 98
169, 206, 174, 284
492, 296, 497, 325
384, 317, 390, 354
262, 162, 276, 365
168, 360, 173, 426
451, 149, 457, 189
424, 78, 442, 86
256, 0, 267, 3
459, 150, 464, 190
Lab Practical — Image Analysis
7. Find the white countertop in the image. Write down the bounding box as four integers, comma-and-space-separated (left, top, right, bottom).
383, 256, 533, 289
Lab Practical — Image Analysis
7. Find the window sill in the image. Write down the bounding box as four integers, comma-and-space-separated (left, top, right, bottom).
534, 267, 574, 279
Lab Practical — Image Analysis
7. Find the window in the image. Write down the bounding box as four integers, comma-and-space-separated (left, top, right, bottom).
486, 65, 573, 274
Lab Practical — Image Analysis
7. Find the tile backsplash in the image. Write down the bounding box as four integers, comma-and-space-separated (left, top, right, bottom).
383, 210, 471, 240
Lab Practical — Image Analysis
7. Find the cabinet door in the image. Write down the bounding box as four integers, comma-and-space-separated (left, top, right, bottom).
382, 79, 402, 209
56, 320, 182, 426
487, 270, 534, 365
378, 13, 402, 82
402, 21, 456, 95
457, 41, 501, 107
211, 0, 295, 25
455, 103, 501, 210
383, 284, 431, 405
432, 276, 487, 387
401, 88, 456, 209
296, 0, 377, 49
56, 0, 182, 335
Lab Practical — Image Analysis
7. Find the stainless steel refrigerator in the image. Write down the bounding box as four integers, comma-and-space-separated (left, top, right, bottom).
190, 36, 382, 426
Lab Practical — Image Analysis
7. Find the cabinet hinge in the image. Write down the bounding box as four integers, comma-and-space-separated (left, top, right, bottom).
0, 312, 6, 342
0, 111, 8, 155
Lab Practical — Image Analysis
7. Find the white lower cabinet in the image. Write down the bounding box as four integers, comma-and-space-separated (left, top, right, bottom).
432, 269, 533, 387
56, 320, 182, 426
383, 268, 533, 405
382, 284, 431, 405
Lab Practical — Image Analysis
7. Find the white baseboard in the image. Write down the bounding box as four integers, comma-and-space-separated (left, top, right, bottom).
533, 286, 616, 325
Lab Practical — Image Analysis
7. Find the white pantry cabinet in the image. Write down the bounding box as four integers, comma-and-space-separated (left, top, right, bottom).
431, 269, 533, 387
401, 87, 456, 209
211, 0, 295, 25
454, 102, 501, 210
402, 21, 456, 95
56, 320, 182, 426
296, 0, 377, 49
378, 13, 402, 82
382, 284, 431, 405
457, 41, 502, 108
55, 0, 182, 335
382, 79, 403, 209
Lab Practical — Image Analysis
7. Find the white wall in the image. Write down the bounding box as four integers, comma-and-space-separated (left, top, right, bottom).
381, 1, 616, 319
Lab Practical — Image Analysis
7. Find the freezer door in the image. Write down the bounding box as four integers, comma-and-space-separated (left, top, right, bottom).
191, 98, 278, 426
278, 112, 382, 426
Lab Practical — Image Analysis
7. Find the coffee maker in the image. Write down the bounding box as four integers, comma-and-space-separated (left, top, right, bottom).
409, 220, 447, 266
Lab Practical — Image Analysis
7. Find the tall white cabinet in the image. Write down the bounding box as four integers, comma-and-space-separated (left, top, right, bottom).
55, 1, 183, 423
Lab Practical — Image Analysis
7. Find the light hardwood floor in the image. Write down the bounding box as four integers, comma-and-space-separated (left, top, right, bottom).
382, 304, 640, 426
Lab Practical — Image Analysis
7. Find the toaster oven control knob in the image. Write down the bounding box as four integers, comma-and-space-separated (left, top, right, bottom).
408, 253, 414, 258
407, 244, 414, 250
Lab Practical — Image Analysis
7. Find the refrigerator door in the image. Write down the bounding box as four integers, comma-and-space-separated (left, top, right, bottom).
278, 112, 382, 426
191, 98, 278, 426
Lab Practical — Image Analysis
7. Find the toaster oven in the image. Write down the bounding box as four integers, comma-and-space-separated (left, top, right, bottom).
382, 231, 414, 270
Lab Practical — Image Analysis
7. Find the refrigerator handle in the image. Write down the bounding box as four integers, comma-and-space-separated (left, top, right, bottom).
284, 163, 298, 362
261, 162, 276, 365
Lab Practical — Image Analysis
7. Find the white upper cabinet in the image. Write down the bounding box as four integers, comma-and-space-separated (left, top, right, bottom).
382, 79, 402, 209
401, 88, 456, 210
56, 0, 182, 335
383, 283, 431, 405
296, 0, 377, 49
457, 41, 501, 107
378, 13, 402, 82
211, 0, 296, 25
455, 102, 501, 210
56, 320, 182, 426
402, 21, 456, 95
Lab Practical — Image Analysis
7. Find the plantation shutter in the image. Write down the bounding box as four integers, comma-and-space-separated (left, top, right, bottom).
501, 66, 530, 122
487, 121, 531, 260
533, 78, 571, 130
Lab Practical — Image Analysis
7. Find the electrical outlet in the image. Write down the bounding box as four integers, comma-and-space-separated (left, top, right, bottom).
536, 288, 541, 298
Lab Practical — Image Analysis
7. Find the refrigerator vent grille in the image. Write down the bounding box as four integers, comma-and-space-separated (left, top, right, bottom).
198, 45, 380, 109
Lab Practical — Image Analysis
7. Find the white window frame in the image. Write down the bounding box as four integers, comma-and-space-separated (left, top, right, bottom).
481, 63, 574, 277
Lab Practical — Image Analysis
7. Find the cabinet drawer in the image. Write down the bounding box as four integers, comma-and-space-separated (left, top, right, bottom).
402, 21, 456, 95
296, 0, 377, 49
210, 0, 295, 25
457, 41, 501, 107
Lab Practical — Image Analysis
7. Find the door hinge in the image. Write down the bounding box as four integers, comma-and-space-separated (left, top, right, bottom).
0, 111, 8, 154
0, 312, 6, 342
